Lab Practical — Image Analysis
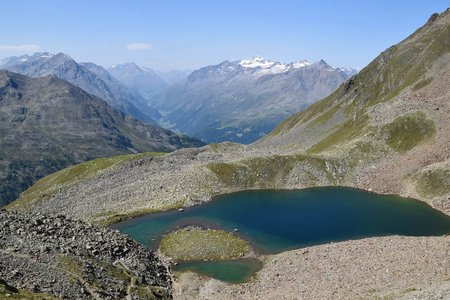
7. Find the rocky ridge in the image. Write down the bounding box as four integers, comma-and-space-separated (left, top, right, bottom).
0, 210, 172, 299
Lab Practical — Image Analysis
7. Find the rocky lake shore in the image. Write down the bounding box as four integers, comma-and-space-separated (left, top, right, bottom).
173, 235, 450, 299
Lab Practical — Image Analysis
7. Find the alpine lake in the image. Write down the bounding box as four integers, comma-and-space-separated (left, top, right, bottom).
113, 187, 450, 283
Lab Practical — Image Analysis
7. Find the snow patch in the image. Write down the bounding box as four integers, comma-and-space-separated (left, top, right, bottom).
292, 60, 310, 68
239, 56, 311, 75
239, 56, 276, 69
39, 53, 54, 59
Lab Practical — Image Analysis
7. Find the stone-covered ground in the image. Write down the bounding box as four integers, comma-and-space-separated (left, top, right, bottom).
0, 210, 172, 299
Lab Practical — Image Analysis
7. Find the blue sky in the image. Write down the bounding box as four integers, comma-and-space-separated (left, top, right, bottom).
0, 1, 448, 71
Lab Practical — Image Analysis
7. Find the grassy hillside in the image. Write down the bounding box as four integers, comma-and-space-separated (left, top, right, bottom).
7, 152, 165, 212
264, 10, 450, 151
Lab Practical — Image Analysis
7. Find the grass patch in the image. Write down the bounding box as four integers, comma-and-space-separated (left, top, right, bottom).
0, 283, 58, 300
206, 162, 246, 187
58, 254, 85, 279
412, 77, 433, 91
308, 114, 369, 153
160, 227, 251, 261
382, 112, 435, 153
345, 140, 389, 168
208, 142, 238, 152
7, 152, 165, 211
206, 154, 337, 188
93, 258, 130, 283
130, 286, 171, 300
415, 167, 450, 198
307, 105, 341, 128
59, 254, 131, 288
95, 201, 183, 226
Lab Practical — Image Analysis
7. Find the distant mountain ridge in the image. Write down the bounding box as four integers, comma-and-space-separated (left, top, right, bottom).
0, 52, 160, 123
108, 63, 169, 99
156, 69, 192, 85
150, 56, 355, 143
0, 53, 356, 144
0, 70, 203, 206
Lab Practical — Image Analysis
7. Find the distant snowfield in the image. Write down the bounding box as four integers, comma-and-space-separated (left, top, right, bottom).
238, 56, 316, 76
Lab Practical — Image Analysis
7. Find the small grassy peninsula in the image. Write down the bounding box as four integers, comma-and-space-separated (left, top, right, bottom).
160, 227, 252, 261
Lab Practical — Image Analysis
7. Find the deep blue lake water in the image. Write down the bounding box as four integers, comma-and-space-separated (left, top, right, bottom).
114, 187, 450, 282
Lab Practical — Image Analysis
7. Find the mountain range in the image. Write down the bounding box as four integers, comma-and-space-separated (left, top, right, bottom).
0, 53, 357, 144
149, 56, 356, 143
0, 53, 161, 123
0, 70, 203, 206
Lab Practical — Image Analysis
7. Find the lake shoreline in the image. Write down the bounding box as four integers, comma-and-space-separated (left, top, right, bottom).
108, 184, 450, 229
114, 187, 450, 296
173, 235, 450, 299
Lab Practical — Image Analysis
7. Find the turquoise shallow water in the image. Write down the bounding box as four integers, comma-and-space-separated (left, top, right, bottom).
114, 187, 450, 282
173, 259, 263, 283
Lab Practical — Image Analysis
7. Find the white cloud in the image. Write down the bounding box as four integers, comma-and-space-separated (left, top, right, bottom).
0, 44, 41, 52
126, 43, 153, 51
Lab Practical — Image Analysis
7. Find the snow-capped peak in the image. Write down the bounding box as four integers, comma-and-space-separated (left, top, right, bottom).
239, 56, 312, 70
237, 56, 313, 77
291, 60, 310, 68
239, 56, 276, 69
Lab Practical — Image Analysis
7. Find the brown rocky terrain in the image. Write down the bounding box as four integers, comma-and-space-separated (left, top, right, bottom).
173, 236, 450, 299
0, 210, 172, 299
